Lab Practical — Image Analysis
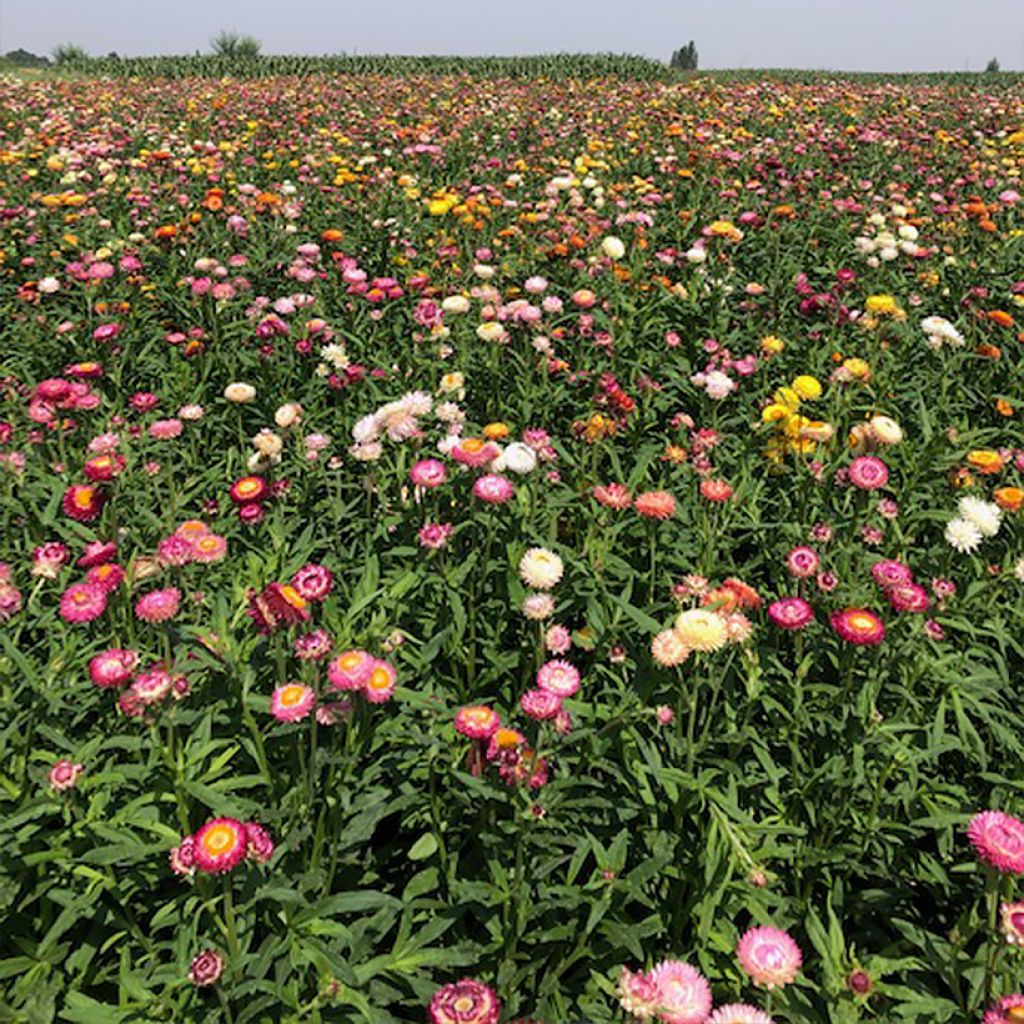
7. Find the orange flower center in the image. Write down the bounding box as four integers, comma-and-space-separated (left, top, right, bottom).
279, 685, 305, 707
202, 824, 238, 856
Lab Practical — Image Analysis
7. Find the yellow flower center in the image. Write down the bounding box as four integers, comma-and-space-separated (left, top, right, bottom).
279, 685, 305, 707
202, 824, 238, 855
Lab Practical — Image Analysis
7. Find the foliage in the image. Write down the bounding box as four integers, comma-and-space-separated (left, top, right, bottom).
670, 41, 699, 70
210, 32, 263, 60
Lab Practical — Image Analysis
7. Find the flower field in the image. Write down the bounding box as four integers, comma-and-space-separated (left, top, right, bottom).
3, 66, 1024, 1024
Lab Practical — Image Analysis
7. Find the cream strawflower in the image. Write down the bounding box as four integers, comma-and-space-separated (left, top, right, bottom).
224, 382, 256, 403
674, 608, 728, 653
601, 235, 626, 260
495, 442, 537, 475
441, 295, 470, 315
274, 402, 303, 429
519, 548, 564, 590
869, 415, 903, 445
945, 517, 983, 553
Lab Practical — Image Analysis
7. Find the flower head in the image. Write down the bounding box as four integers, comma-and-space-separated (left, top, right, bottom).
188, 949, 224, 987
736, 926, 802, 989
969, 811, 1024, 874
270, 683, 315, 722
193, 818, 248, 874
428, 979, 500, 1024
519, 548, 564, 590
830, 608, 885, 645
648, 959, 713, 1024
674, 608, 727, 652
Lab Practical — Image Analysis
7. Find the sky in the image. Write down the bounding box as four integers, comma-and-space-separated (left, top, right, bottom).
1, 0, 1022, 72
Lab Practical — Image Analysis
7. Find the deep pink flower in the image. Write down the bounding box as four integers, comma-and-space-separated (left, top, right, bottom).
969, 811, 1024, 874
737, 926, 803, 989
767, 597, 814, 631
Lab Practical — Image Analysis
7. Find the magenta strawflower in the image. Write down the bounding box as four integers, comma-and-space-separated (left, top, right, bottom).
419, 522, 454, 549
169, 835, 196, 877
427, 978, 500, 1024
410, 458, 448, 487
193, 818, 248, 874
885, 582, 930, 613
135, 587, 181, 623
1001, 902, 1024, 945
244, 822, 274, 864
156, 534, 195, 567
89, 648, 139, 688
736, 926, 802, 989
647, 959, 713, 1024
294, 628, 332, 661
968, 811, 1024, 874
767, 597, 813, 631
191, 533, 228, 563
870, 559, 914, 588
60, 582, 108, 623
830, 608, 885, 645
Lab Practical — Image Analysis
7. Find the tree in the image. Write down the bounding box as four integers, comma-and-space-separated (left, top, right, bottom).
4, 48, 50, 67
211, 31, 262, 59
670, 41, 699, 70
985, 57, 1001, 73
51, 43, 89, 65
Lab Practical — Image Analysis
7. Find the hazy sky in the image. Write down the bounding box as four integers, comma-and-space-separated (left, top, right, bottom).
2, 0, 1022, 72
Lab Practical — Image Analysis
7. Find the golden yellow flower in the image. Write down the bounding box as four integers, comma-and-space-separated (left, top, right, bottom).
791, 375, 822, 400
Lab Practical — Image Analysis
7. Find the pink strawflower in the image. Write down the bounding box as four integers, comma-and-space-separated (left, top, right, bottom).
291, 563, 333, 601
536, 659, 581, 698
848, 456, 889, 490
156, 534, 195, 567
545, 624, 572, 654
767, 597, 814, 631
188, 949, 224, 987
785, 546, 820, 579
1001, 902, 1024, 946
984, 994, 1024, 1024
364, 659, 398, 703
328, 649, 374, 691
419, 522, 454, 549
32, 542, 70, 578
60, 582, 108, 623
78, 540, 117, 568
871, 560, 914, 588
635, 491, 676, 520
648, 959, 713, 1024
968, 811, 1024, 874
270, 683, 315, 722
135, 587, 181, 623
169, 835, 196, 876
709, 1006, 774, 1024
616, 965, 660, 1019
520, 688, 562, 720
594, 483, 633, 509
89, 648, 139, 688
886, 582, 930, 613
149, 418, 183, 440
191, 533, 228, 563
736, 926, 802, 989
455, 705, 502, 739
427, 978, 500, 1024
48, 759, 83, 792
410, 458, 448, 488
472, 474, 514, 503
294, 628, 333, 661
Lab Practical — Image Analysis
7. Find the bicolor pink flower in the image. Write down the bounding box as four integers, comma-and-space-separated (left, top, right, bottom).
328, 649, 374, 691
270, 683, 315, 722
89, 648, 139, 688
60, 582, 107, 623
135, 587, 181, 623
968, 811, 1024, 874
648, 959, 713, 1024
48, 759, 83, 792
536, 659, 581, 698
736, 926, 802, 989
767, 597, 814, 631
848, 456, 889, 490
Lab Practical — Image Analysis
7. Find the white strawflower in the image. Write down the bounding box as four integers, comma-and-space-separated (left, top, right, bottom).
38, 276, 60, 294
496, 442, 537, 475
957, 496, 1003, 538
251, 429, 283, 458
685, 247, 707, 265
401, 391, 433, 417
351, 414, 381, 443
441, 295, 470, 315
320, 343, 349, 369
519, 548, 564, 591
224, 382, 256, 403
945, 517, 983, 553
476, 321, 507, 343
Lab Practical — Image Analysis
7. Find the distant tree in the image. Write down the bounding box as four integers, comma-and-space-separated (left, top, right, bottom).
986, 57, 1001, 73
52, 43, 89, 65
211, 31, 262, 59
4, 48, 50, 67
670, 41, 699, 70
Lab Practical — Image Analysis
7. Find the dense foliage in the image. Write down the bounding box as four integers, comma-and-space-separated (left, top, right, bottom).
2, 71, 1024, 1024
